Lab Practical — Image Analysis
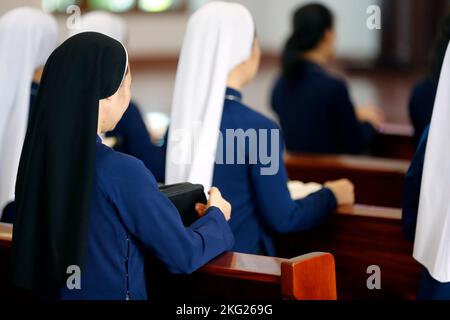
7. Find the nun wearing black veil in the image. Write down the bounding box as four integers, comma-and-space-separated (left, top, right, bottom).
10, 32, 234, 300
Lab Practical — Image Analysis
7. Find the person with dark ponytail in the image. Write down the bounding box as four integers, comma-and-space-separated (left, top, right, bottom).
272, 3, 384, 155
409, 12, 450, 146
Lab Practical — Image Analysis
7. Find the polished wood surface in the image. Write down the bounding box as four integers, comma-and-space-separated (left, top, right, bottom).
285, 153, 408, 208
0, 223, 12, 248
274, 204, 421, 300
199, 251, 281, 284
0, 224, 336, 300
281, 252, 337, 300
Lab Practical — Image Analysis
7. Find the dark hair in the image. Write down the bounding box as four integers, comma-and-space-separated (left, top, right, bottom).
282, 3, 334, 79
430, 12, 450, 83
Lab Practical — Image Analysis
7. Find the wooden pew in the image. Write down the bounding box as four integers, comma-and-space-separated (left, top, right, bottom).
274, 205, 422, 300
285, 153, 409, 208
0, 223, 12, 299
371, 123, 415, 160
0, 223, 337, 300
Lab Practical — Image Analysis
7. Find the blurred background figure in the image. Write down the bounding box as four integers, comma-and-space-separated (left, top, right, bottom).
272, 3, 384, 155
0, 7, 58, 223
165, 1, 354, 256
409, 12, 450, 146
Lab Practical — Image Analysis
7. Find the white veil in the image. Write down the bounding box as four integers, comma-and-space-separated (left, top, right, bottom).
414, 41, 450, 283
0, 7, 58, 215
165, 1, 255, 191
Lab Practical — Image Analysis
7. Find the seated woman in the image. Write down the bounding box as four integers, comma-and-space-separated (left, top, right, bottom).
0, 8, 58, 223
409, 13, 449, 146
271, 3, 383, 155
11, 32, 234, 300
403, 42, 450, 300
68, 11, 166, 181
165, 2, 355, 256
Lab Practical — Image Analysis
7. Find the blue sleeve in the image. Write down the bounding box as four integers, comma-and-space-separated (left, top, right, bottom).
107, 102, 166, 182
249, 125, 337, 234
333, 81, 377, 154
402, 126, 429, 242
104, 157, 234, 274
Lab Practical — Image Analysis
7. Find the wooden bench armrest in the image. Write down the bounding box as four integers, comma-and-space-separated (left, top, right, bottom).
199, 251, 337, 300
281, 252, 337, 300
199, 252, 282, 283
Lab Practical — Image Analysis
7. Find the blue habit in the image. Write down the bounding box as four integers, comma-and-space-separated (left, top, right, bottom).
271, 61, 376, 154
59, 136, 234, 300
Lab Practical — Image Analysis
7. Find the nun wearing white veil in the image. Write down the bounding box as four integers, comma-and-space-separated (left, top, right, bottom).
67, 11, 166, 181
409, 41, 450, 300
166, 1, 354, 256
0, 7, 58, 222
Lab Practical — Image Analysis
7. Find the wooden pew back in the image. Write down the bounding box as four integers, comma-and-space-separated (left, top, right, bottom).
274, 205, 422, 300
285, 153, 409, 208
0, 223, 337, 300
371, 123, 415, 160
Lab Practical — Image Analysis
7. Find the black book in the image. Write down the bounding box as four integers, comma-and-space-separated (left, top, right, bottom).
159, 183, 207, 226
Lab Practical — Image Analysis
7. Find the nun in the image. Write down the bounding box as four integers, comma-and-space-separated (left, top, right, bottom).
408, 12, 449, 146
67, 11, 165, 181
271, 3, 384, 155
11, 32, 234, 300
0, 7, 58, 223
403, 41, 450, 300
165, 2, 355, 256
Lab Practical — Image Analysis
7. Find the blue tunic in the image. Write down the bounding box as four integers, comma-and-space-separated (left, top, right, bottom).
271, 61, 376, 154
211, 88, 337, 256
408, 78, 437, 146
59, 136, 234, 300
402, 126, 450, 300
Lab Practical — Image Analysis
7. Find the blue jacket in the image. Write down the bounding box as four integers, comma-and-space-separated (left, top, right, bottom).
272, 61, 376, 154
59, 137, 234, 300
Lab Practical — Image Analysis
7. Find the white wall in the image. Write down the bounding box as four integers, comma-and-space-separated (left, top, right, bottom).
0, 0, 382, 60
235, 0, 382, 60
